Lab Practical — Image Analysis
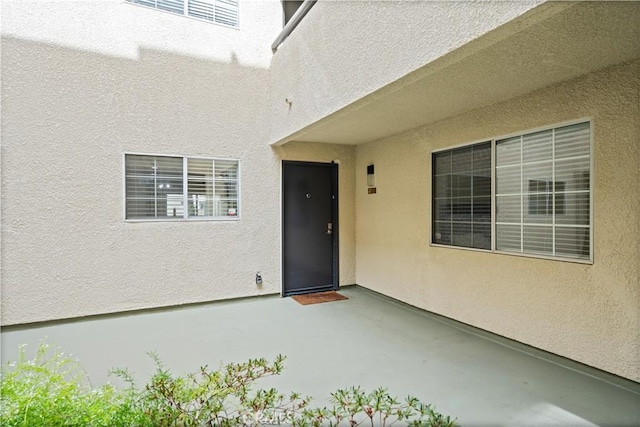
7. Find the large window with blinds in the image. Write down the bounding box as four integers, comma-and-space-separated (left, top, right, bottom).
125, 154, 239, 220
126, 0, 240, 27
431, 120, 591, 262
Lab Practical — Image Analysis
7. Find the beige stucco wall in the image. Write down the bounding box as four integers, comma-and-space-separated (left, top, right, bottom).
269, 0, 547, 144
2, 0, 636, 384
355, 60, 640, 382
1, 1, 359, 325
0, 0, 289, 325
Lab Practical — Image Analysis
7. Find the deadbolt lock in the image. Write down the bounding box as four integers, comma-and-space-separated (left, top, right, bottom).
326, 222, 333, 235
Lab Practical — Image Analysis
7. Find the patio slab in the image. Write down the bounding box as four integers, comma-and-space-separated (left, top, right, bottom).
1, 286, 639, 426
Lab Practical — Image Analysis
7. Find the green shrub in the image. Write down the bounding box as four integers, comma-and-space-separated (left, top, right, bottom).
0, 343, 150, 427
130, 351, 310, 426
1, 342, 458, 426
297, 386, 457, 427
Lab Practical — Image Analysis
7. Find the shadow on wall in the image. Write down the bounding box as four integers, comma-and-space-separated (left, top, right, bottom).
0, 36, 274, 324
1, 35, 271, 157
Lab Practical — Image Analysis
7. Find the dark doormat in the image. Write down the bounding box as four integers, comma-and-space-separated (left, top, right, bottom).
291, 291, 348, 305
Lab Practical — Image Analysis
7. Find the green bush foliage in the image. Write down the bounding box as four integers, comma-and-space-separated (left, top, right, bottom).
127, 351, 310, 426
0, 343, 457, 426
313, 386, 457, 427
0, 343, 150, 427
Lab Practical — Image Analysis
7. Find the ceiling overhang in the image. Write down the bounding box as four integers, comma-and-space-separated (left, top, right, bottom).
273, 1, 639, 146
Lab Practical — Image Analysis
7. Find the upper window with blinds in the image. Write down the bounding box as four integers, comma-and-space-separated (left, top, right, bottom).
431, 120, 591, 262
126, 0, 240, 27
125, 154, 240, 220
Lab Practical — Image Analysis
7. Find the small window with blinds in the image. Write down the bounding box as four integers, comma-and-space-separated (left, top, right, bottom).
125, 154, 240, 220
431, 120, 591, 262
432, 142, 492, 250
126, 0, 239, 27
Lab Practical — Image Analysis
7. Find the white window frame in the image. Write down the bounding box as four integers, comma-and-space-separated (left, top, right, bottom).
430, 118, 593, 264
123, 152, 241, 222
124, 0, 241, 29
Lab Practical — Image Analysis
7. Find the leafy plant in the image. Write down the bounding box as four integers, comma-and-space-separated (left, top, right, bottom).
298, 386, 457, 427
0, 343, 150, 427
131, 351, 310, 426
1, 342, 458, 427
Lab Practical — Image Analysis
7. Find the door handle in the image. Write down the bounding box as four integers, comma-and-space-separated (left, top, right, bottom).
326, 222, 333, 235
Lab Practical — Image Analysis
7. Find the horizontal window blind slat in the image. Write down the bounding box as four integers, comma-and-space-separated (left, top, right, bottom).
496, 195, 521, 223
433, 151, 451, 175
188, 0, 214, 20
132, 0, 157, 7
555, 122, 590, 159
158, 0, 184, 13
127, 0, 238, 26
556, 226, 590, 259
523, 225, 553, 255
494, 121, 590, 260
496, 136, 521, 166
496, 166, 521, 194
451, 148, 472, 173
125, 154, 239, 220
496, 224, 521, 252
432, 141, 491, 250
523, 162, 552, 186
523, 130, 552, 163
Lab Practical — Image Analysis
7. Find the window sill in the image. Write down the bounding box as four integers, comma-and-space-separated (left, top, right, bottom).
429, 242, 593, 265
125, 217, 240, 223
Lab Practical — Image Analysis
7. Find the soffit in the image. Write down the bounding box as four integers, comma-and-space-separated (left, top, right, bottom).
275, 2, 640, 146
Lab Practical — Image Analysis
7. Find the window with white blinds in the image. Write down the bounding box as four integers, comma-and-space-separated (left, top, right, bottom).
125, 154, 240, 220
496, 122, 590, 260
431, 120, 591, 262
126, 0, 239, 27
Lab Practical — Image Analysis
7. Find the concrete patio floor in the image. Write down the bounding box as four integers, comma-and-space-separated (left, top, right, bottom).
1, 286, 639, 426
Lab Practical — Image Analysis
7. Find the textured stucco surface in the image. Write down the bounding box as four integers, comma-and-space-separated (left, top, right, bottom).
270, 2, 640, 146
0, 0, 358, 325
0, 0, 279, 67
2, 0, 638, 385
355, 60, 640, 382
269, 0, 546, 144
0, 0, 287, 324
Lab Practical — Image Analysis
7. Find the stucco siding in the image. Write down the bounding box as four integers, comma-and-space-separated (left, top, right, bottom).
0, 0, 285, 325
355, 60, 640, 382
2, 0, 638, 385
270, 0, 548, 144
0, 0, 354, 326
